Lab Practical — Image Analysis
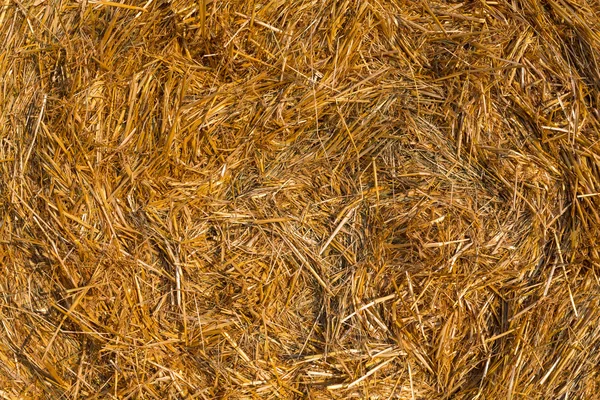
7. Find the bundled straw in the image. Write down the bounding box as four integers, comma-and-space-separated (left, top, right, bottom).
1, 0, 600, 398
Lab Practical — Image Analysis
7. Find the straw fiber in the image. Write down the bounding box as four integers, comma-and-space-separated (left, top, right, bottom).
1, 0, 600, 398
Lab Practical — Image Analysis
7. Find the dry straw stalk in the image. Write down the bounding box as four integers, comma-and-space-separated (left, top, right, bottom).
1, 0, 600, 398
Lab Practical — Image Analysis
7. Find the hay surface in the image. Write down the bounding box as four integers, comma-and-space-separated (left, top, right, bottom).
1, 0, 600, 398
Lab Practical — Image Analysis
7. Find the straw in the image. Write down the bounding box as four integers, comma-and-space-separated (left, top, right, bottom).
1, 0, 600, 398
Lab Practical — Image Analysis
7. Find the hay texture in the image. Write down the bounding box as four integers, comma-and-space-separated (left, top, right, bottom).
1, 0, 600, 398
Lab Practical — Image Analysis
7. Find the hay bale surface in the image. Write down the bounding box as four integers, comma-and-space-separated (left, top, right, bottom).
1, 0, 600, 398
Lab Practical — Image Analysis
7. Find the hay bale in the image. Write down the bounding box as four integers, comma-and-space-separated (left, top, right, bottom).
1, 0, 599, 398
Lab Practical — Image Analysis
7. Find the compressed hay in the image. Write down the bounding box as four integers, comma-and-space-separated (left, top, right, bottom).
1, 0, 600, 398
